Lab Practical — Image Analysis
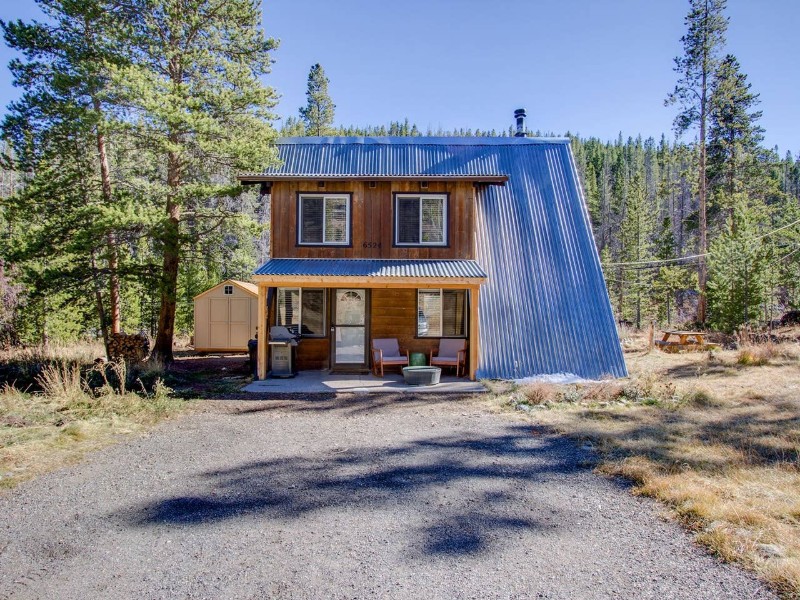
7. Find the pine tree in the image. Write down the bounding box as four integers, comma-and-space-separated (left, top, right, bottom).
666, 0, 728, 325
707, 54, 764, 221
707, 197, 769, 331
1, 0, 129, 351
113, 0, 280, 362
299, 63, 335, 136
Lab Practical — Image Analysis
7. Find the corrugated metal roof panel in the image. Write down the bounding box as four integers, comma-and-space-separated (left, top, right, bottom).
250, 136, 567, 178
254, 258, 487, 279
251, 137, 626, 380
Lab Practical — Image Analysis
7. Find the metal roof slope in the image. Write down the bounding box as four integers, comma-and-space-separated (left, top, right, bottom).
255, 258, 487, 279
243, 136, 571, 179
473, 141, 626, 379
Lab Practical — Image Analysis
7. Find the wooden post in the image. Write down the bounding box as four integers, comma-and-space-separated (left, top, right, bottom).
648, 320, 655, 352
257, 284, 268, 380
469, 286, 480, 381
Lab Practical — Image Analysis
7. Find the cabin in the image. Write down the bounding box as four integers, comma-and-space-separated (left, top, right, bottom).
240, 132, 626, 382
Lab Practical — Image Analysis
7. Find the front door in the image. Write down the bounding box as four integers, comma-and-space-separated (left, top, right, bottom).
331, 288, 369, 370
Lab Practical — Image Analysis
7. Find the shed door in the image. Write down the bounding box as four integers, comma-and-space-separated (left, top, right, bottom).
209, 297, 230, 348
229, 297, 251, 348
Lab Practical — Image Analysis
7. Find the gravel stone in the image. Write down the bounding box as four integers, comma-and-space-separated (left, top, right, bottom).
0, 394, 775, 599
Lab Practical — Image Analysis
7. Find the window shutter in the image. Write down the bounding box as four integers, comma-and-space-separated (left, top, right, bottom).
418, 290, 442, 337
421, 196, 445, 244
301, 289, 325, 335
324, 196, 348, 244
277, 288, 301, 334
301, 197, 323, 243
397, 196, 420, 244
442, 290, 466, 336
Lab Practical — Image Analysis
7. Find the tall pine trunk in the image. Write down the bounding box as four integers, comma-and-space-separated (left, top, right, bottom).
93, 97, 121, 334
698, 89, 708, 325
90, 250, 110, 359
153, 146, 181, 363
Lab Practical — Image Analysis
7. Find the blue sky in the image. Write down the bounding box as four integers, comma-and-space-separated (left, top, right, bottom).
1, 1, 797, 153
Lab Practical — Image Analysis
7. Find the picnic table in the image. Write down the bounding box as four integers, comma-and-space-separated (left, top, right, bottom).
655, 330, 719, 352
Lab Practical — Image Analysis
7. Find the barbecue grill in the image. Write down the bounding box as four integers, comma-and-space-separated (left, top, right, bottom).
269, 326, 300, 378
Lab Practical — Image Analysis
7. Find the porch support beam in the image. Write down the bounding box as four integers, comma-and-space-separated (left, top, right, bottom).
469, 285, 480, 381
257, 283, 268, 380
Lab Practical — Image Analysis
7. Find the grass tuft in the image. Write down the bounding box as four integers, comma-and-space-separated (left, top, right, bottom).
0, 344, 185, 489
494, 331, 800, 596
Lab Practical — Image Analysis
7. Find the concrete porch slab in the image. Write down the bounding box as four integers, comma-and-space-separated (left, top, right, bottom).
242, 370, 486, 394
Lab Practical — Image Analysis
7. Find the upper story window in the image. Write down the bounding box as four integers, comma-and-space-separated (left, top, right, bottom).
223, 285, 233, 295
298, 193, 351, 246
394, 193, 448, 246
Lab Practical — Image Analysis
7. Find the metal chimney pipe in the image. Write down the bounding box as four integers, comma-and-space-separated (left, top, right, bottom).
514, 108, 526, 137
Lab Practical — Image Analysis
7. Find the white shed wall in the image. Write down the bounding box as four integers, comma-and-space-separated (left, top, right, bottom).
194, 283, 258, 351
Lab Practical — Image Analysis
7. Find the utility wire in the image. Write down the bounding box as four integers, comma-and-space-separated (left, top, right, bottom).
607, 217, 800, 268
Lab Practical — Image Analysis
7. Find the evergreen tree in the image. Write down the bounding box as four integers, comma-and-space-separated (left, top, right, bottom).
707, 54, 764, 221
666, 0, 728, 324
707, 197, 769, 331
113, 0, 280, 362
299, 63, 335, 136
280, 116, 305, 136
1, 0, 129, 352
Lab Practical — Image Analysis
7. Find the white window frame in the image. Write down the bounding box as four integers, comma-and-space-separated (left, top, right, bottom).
276, 287, 327, 338
298, 194, 351, 246
416, 288, 467, 338
394, 193, 448, 246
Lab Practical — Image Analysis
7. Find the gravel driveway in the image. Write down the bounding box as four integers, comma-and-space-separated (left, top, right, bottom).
0, 393, 773, 599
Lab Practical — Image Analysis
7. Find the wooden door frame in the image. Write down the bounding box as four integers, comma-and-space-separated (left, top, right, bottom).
329, 287, 371, 372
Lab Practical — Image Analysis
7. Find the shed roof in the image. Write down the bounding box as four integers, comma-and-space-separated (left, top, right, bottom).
193, 279, 257, 300
250, 137, 626, 380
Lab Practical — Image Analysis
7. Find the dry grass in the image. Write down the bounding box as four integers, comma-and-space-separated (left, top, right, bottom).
0, 347, 185, 489
494, 333, 800, 597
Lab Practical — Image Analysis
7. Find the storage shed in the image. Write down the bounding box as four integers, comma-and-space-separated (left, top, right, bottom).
193, 280, 258, 352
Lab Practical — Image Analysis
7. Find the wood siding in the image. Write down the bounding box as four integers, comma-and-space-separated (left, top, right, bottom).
268, 287, 468, 372
270, 181, 476, 259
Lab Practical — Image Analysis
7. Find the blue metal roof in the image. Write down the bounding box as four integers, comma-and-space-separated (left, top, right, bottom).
255, 258, 487, 279
253, 137, 626, 380
242, 136, 567, 179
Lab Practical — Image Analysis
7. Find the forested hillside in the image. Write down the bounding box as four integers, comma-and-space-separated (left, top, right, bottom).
0, 0, 798, 353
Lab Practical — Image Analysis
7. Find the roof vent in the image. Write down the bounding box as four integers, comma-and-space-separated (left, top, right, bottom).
514, 108, 526, 138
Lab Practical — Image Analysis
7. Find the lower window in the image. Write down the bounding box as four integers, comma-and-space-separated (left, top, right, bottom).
417, 289, 466, 337
276, 288, 326, 336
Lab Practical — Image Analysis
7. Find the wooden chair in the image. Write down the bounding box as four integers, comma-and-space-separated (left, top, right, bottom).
430, 339, 467, 377
371, 338, 409, 377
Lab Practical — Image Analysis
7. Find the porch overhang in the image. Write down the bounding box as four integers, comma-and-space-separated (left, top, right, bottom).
253, 259, 486, 382
252, 258, 487, 287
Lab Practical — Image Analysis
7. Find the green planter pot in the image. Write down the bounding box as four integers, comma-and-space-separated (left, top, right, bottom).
409, 352, 427, 367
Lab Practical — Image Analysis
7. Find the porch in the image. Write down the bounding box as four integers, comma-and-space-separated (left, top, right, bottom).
243, 370, 486, 394
253, 259, 487, 381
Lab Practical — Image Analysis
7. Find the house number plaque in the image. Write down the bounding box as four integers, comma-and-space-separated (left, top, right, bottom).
362, 242, 382, 248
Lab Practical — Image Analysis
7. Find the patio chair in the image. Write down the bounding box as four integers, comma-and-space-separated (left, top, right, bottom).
430, 339, 467, 377
371, 338, 409, 377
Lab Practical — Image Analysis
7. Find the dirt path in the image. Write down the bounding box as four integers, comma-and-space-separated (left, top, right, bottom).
0, 394, 773, 599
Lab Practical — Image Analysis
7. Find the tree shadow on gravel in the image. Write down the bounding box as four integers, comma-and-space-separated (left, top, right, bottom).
121, 425, 587, 557
217, 392, 475, 418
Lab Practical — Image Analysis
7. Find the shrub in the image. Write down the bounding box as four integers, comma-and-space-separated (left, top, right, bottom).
520, 382, 557, 405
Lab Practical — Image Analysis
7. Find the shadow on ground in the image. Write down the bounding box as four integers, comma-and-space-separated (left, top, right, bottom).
120, 424, 586, 557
